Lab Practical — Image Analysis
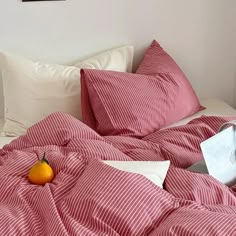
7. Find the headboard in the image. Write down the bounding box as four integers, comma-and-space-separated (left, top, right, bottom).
0, 0, 235, 117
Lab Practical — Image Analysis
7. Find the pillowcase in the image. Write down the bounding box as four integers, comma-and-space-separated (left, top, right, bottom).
81, 40, 202, 137
0, 45, 134, 136
103, 160, 170, 188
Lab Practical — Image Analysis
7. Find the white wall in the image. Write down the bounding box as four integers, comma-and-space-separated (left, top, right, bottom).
0, 0, 235, 117
232, 2, 236, 106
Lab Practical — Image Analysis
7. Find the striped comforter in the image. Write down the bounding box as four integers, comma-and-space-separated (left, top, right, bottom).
0, 112, 236, 236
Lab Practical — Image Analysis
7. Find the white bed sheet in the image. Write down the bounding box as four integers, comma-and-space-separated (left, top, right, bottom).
0, 119, 17, 148
164, 98, 236, 129
0, 98, 235, 148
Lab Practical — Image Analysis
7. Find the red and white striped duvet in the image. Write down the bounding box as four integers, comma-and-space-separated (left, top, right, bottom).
1, 112, 236, 235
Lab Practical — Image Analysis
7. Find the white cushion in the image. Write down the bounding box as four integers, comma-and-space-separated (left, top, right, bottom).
103, 160, 170, 188
0, 46, 134, 136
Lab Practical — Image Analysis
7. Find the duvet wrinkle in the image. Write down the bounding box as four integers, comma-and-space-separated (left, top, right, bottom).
0, 113, 236, 235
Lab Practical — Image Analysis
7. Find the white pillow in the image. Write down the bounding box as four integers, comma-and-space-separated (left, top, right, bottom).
0, 46, 134, 136
103, 160, 170, 188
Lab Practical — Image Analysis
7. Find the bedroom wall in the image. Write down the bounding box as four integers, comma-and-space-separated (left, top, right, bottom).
233, 2, 236, 106
0, 0, 235, 117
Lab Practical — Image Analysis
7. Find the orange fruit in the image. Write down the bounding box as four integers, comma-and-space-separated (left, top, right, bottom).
28, 153, 54, 185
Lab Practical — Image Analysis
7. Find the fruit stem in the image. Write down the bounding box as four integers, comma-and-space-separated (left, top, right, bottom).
42, 152, 49, 164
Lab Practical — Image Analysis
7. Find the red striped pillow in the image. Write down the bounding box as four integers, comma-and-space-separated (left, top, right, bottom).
81, 40, 202, 137
137, 40, 187, 75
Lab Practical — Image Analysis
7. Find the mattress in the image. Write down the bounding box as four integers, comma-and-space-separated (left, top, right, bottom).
164, 98, 236, 129
0, 98, 235, 149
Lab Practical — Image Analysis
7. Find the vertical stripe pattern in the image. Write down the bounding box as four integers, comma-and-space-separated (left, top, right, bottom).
0, 113, 236, 235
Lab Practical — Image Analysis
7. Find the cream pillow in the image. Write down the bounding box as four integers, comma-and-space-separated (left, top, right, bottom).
103, 160, 170, 188
0, 46, 134, 136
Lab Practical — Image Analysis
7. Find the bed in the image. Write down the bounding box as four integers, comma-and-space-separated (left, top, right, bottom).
1, 40, 236, 236
1, 107, 236, 236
